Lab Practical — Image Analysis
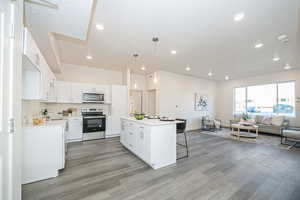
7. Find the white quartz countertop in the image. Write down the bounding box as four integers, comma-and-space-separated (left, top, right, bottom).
23, 120, 67, 129
121, 117, 181, 126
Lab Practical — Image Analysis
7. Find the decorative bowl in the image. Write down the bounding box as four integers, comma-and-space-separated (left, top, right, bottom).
134, 113, 145, 120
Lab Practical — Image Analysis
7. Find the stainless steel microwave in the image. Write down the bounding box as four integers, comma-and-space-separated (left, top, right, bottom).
82, 93, 104, 103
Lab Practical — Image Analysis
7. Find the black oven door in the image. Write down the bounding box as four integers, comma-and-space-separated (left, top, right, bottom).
83, 116, 106, 133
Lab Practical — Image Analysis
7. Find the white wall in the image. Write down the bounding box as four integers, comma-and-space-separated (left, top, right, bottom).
216, 70, 300, 126
55, 63, 124, 85
157, 71, 217, 131
130, 73, 147, 90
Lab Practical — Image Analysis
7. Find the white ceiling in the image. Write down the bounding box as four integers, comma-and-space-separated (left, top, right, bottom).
24, 0, 94, 72
26, 0, 300, 80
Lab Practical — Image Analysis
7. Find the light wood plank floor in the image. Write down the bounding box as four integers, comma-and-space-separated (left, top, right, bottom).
22, 132, 300, 200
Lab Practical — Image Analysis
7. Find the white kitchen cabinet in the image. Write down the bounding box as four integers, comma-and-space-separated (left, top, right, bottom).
56, 81, 72, 103
47, 75, 56, 102
22, 57, 42, 100
120, 118, 176, 169
23, 122, 66, 184
22, 27, 57, 101
67, 117, 83, 142
71, 83, 85, 103
135, 125, 149, 160
105, 85, 128, 138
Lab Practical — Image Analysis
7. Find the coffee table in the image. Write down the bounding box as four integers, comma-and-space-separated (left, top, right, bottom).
231, 123, 259, 141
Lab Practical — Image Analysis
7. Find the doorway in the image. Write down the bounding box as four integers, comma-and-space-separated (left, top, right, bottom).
129, 90, 143, 114
148, 89, 156, 116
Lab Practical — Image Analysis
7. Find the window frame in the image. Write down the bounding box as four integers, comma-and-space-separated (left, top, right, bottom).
233, 81, 296, 117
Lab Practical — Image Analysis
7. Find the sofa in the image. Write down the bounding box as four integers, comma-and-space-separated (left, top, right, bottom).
230, 114, 289, 135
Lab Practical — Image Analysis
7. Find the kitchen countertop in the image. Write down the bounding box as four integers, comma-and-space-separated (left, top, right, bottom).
121, 117, 182, 126
23, 119, 67, 129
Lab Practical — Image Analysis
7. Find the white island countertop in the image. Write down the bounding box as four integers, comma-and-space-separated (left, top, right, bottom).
121, 117, 181, 126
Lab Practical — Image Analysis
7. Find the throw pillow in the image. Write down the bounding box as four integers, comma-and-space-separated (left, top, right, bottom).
262, 116, 272, 125
271, 115, 284, 126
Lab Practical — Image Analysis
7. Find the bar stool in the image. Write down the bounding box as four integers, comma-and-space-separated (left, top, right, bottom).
176, 119, 189, 159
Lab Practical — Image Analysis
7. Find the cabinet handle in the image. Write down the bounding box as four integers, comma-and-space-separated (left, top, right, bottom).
140, 126, 144, 129
140, 132, 144, 139
129, 132, 133, 135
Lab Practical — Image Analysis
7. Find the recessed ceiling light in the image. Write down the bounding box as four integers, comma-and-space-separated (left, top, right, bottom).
273, 56, 280, 62
234, 12, 245, 21
277, 34, 288, 43
96, 24, 104, 31
86, 55, 93, 60
171, 50, 177, 55
254, 43, 264, 48
225, 75, 229, 80
284, 63, 291, 70
208, 72, 213, 77
185, 67, 191, 71
141, 66, 146, 71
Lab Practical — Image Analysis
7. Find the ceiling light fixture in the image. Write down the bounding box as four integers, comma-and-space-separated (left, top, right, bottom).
96, 24, 104, 31
86, 55, 93, 60
277, 34, 288, 43
273, 56, 280, 62
185, 67, 191, 71
284, 63, 291, 70
254, 43, 264, 48
208, 71, 213, 77
234, 12, 245, 21
225, 75, 229, 80
171, 50, 177, 55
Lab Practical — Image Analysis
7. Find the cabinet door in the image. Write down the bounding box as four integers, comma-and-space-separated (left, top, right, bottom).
120, 120, 127, 146
47, 77, 56, 102
39, 66, 49, 101
127, 122, 136, 152
110, 85, 128, 135
67, 118, 83, 141
136, 125, 149, 162
56, 81, 72, 103
71, 83, 84, 103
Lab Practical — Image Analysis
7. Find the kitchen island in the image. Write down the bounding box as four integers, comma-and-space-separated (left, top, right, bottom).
120, 117, 178, 169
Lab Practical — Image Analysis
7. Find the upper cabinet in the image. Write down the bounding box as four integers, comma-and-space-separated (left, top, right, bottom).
55, 81, 72, 103
22, 28, 56, 101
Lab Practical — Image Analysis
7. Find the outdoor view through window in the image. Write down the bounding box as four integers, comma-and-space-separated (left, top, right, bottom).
234, 81, 295, 116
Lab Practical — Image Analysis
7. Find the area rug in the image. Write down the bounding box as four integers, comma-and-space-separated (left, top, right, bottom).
189, 128, 299, 151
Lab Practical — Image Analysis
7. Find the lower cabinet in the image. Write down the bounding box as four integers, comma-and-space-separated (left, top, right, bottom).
120, 119, 176, 169
67, 117, 83, 142
22, 124, 66, 184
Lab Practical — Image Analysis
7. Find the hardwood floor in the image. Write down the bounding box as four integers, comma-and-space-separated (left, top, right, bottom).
22, 132, 300, 200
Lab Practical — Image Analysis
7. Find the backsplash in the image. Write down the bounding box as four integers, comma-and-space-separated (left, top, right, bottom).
22, 100, 110, 124
44, 103, 110, 117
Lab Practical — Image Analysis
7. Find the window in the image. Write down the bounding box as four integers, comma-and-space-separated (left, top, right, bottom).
234, 81, 295, 116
